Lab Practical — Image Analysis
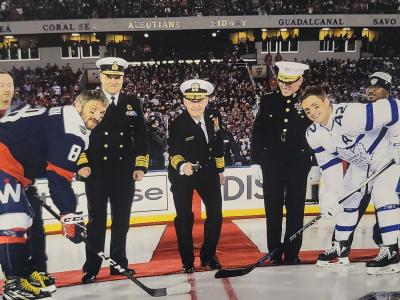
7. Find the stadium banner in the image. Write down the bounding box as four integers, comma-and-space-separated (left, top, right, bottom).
37, 167, 373, 233
1, 14, 399, 35
251, 64, 267, 78
37, 172, 176, 233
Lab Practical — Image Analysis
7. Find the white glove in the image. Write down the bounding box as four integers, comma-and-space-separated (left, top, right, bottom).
389, 134, 400, 164
250, 164, 263, 181
319, 192, 343, 219
308, 166, 321, 183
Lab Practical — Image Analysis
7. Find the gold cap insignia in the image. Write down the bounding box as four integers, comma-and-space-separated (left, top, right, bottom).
191, 83, 200, 92
112, 62, 119, 71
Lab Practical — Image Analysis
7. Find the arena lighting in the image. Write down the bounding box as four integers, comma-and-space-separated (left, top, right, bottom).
280, 28, 288, 31
343, 27, 351, 30
144, 33, 149, 38
261, 28, 267, 32
212, 32, 217, 37
362, 28, 369, 31
71, 33, 80, 36
4, 35, 13, 39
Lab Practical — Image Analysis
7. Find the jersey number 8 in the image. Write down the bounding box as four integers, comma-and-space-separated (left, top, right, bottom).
67, 145, 82, 162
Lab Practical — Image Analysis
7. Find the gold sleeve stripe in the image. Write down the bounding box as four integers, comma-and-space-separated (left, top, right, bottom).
215, 157, 225, 169
136, 156, 149, 162
136, 161, 148, 167
136, 155, 149, 168
171, 155, 185, 170
77, 153, 88, 165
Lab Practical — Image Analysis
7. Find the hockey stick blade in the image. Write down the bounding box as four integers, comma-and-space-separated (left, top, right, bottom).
215, 159, 395, 279
215, 266, 256, 278
37, 196, 191, 297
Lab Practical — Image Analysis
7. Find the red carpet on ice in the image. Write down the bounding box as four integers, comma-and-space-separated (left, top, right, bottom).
6, 220, 378, 289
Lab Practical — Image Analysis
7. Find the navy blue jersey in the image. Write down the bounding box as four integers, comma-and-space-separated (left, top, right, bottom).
0, 105, 90, 213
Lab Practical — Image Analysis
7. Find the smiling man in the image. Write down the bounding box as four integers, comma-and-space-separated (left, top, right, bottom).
77, 57, 149, 284
301, 85, 400, 275
168, 78, 225, 273
250, 61, 314, 265
330, 71, 394, 251
0, 90, 107, 299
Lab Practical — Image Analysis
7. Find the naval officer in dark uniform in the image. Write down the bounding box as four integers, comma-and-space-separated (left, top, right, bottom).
251, 61, 313, 264
77, 57, 149, 283
168, 79, 225, 273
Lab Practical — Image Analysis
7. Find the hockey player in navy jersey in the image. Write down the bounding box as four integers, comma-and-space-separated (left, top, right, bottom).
301, 85, 400, 275
0, 90, 108, 299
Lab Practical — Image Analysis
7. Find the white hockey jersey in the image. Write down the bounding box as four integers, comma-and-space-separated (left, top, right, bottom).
306, 98, 400, 194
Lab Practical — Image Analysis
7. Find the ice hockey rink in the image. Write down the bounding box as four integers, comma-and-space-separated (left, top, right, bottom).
5, 215, 398, 300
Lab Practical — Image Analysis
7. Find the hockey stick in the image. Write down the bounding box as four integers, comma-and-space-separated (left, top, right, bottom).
215, 159, 395, 279
36, 196, 191, 297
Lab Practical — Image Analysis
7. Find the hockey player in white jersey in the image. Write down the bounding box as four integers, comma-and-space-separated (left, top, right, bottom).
301, 85, 400, 275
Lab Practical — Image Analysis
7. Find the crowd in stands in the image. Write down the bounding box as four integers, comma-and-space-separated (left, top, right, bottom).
6, 57, 400, 165
9, 63, 82, 108
303, 57, 400, 103
1, 0, 399, 21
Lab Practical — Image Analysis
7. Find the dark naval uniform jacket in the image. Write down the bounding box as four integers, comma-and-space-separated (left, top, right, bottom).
251, 90, 311, 162
77, 92, 148, 275
78, 94, 148, 172
250, 89, 312, 262
168, 110, 225, 174
167, 109, 224, 267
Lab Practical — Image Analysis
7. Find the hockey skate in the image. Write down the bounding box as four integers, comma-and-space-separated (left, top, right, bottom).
28, 271, 57, 293
366, 244, 400, 275
316, 240, 350, 267
3, 276, 52, 299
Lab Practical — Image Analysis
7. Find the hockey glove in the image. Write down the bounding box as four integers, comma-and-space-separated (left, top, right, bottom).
60, 212, 85, 244
389, 134, 400, 164
319, 192, 343, 219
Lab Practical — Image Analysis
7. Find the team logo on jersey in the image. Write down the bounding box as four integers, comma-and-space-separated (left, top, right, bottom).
0, 182, 21, 204
336, 143, 372, 166
127, 104, 133, 111
79, 125, 87, 135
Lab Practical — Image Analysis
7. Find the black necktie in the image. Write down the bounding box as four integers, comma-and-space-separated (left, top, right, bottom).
197, 121, 207, 142
111, 96, 116, 107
